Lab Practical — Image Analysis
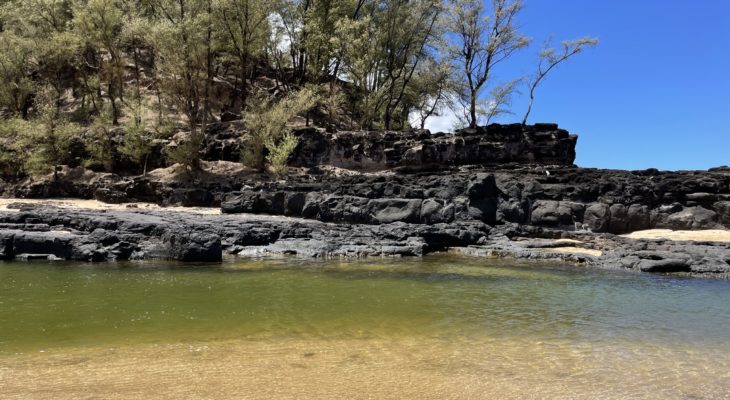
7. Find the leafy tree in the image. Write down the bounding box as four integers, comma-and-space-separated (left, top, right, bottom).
74, 0, 126, 124
145, 0, 214, 169
0, 32, 36, 116
448, 0, 530, 128
119, 97, 156, 176
24, 87, 80, 178
85, 106, 116, 171
120, 116, 154, 176
522, 37, 598, 125
214, 0, 271, 112
266, 131, 298, 178
409, 59, 453, 130
0, 117, 34, 178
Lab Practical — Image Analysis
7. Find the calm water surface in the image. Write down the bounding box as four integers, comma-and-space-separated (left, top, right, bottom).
0, 255, 729, 399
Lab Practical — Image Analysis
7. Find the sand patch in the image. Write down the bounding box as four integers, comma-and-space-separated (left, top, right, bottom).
0, 198, 220, 215
541, 247, 603, 257
622, 229, 730, 243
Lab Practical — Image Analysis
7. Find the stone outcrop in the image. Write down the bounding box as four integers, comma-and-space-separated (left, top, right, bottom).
0, 204, 489, 262
290, 123, 577, 170
221, 166, 730, 235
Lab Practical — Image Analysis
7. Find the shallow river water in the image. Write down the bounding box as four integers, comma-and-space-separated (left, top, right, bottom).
1, 255, 729, 399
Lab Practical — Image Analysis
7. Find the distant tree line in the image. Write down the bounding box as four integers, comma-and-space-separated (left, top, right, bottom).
0, 0, 596, 178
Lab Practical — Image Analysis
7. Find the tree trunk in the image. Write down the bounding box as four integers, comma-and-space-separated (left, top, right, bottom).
469, 90, 478, 129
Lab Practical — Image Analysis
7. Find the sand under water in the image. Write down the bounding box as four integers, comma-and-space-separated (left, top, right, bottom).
1, 257, 729, 399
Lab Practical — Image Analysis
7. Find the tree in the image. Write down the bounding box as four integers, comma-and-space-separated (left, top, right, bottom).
243, 88, 318, 172
121, 122, 154, 176
448, 0, 530, 128
24, 87, 80, 179
0, 32, 36, 117
73, 0, 125, 124
214, 0, 271, 112
522, 37, 598, 125
378, 0, 443, 129
4, 0, 81, 115
0, 117, 34, 179
86, 106, 116, 171
145, 0, 213, 169
409, 59, 453, 130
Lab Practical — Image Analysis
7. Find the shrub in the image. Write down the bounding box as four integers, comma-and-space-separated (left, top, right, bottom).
266, 132, 299, 178
243, 88, 318, 173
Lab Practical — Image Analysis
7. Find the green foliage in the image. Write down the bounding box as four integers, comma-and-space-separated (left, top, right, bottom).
120, 102, 155, 175
0, 117, 34, 178
145, 0, 212, 131
23, 87, 80, 177
0, 0, 596, 181
74, 0, 125, 123
266, 132, 299, 178
165, 131, 203, 172
213, 0, 271, 110
85, 107, 116, 171
243, 88, 318, 172
0, 32, 36, 114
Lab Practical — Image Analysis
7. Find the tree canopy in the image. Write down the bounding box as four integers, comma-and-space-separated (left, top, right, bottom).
0, 0, 596, 177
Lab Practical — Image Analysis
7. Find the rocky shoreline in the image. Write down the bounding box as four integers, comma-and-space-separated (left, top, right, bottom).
1, 124, 729, 278
1, 199, 729, 278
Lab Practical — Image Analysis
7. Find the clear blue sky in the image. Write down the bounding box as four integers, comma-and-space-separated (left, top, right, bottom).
483, 0, 730, 170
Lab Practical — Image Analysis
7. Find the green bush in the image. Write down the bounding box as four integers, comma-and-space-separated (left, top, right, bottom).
243, 88, 318, 174
266, 132, 299, 178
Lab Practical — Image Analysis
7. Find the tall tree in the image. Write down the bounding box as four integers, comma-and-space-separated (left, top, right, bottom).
214, 0, 270, 112
144, 0, 214, 169
448, 0, 530, 128
74, 0, 125, 124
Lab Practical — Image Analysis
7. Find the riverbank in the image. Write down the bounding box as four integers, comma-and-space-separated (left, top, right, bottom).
1, 126, 729, 276
1, 201, 729, 277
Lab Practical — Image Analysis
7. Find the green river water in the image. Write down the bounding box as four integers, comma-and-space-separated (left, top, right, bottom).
1, 255, 729, 399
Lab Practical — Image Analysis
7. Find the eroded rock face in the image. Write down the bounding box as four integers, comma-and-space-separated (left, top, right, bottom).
220, 166, 730, 234
0, 205, 490, 262
289, 124, 577, 170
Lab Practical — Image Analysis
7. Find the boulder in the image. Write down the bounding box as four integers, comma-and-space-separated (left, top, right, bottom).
608, 204, 629, 234
715, 201, 730, 227
637, 259, 691, 273
627, 204, 651, 232
12, 231, 75, 260
162, 229, 222, 262
369, 199, 422, 224
583, 203, 610, 232
420, 199, 455, 224
530, 200, 584, 227
467, 173, 498, 198
664, 206, 718, 230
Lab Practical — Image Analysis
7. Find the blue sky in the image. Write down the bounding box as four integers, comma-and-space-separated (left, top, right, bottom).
424, 0, 730, 170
